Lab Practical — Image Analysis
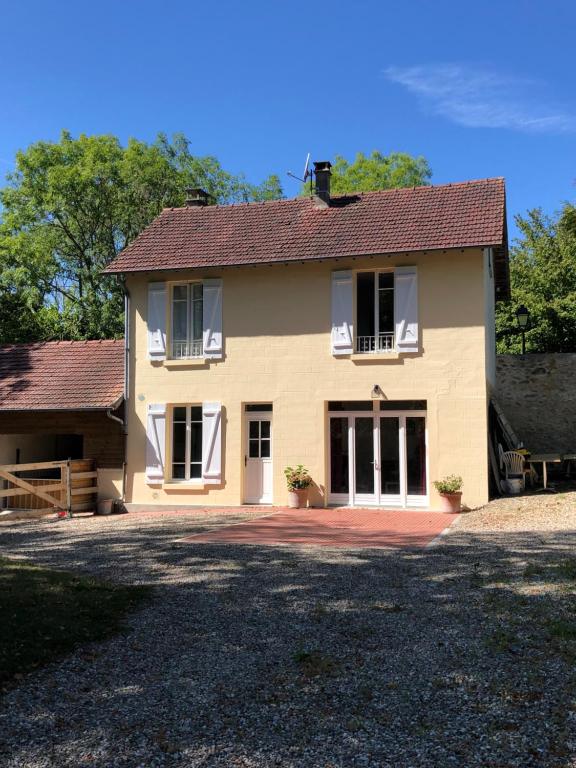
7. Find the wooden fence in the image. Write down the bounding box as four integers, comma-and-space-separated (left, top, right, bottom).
0, 459, 98, 514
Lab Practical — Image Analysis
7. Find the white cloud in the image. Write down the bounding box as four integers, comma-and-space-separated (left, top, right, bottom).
383, 65, 576, 134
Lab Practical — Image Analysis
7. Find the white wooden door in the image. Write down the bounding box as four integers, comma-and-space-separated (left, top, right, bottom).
244, 412, 273, 504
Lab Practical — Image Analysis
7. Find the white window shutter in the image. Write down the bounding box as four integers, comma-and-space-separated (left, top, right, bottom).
145, 404, 166, 483
331, 270, 354, 355
203, 279, 223, 360
147, 282, 167, 360
202, 402, 222, 484
394, 266, 419, 353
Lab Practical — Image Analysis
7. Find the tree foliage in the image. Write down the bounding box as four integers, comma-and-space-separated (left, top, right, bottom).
0, 131, 283, 342
302, 150, 432, 196
496, 205, 576, 353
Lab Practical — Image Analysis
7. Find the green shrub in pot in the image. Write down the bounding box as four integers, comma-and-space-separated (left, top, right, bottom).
284, 465, 312, 508
433, 475, 463, 513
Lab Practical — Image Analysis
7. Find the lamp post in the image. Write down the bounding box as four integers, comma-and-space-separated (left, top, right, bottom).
515, 305, 530, 354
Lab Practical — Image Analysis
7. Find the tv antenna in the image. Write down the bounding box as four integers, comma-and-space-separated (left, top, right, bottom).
287, 153, 313, 194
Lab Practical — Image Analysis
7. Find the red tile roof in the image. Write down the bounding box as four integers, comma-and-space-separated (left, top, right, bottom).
105, 178, 507, 274
0, 340, 124, 411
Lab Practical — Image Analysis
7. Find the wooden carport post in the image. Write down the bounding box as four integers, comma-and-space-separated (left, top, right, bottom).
60, 459, 73, 519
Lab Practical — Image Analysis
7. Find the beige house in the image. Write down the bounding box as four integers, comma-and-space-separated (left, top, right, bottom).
106, 164, 509, 511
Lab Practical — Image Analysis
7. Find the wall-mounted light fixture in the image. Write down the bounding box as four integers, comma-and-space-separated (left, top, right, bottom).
371, 384, 384, 399
515, 305, 530, 354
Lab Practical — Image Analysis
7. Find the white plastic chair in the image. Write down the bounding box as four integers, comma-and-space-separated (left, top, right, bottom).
498, 444, 526, 492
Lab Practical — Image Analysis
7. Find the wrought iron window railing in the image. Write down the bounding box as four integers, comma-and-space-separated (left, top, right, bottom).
355, 333, 395, 354
171, 340, 203, 359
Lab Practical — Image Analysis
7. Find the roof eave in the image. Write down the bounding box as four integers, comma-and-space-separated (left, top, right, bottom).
105, 242, 505, 276
0, 395, 124, 413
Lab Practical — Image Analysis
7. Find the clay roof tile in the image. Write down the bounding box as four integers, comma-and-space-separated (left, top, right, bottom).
0, 340, 124, 411
105, 178, 507, 274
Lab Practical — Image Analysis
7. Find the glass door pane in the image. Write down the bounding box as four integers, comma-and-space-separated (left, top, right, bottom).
260, 420, 271, 458
330, 418, 349, 494
354, 417, 374, 495
378, 272, 394, 334
172, 406, 187, 479
406, 417, 427, 495
380, 417, 400, 495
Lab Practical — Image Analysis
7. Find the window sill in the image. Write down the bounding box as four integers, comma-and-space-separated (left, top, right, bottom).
350, 352, 401, 361
162, 481, 207, 490
163, 358, 208, 368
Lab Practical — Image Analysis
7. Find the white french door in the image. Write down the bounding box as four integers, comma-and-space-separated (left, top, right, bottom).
244, 412, 273, 504
329, 409, 428, 508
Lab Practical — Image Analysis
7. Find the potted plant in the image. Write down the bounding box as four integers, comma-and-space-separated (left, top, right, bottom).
433, 475, 463, 513
284, 465, 313, 508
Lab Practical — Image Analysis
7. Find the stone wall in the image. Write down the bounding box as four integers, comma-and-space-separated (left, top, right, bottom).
496, 354, 576, 453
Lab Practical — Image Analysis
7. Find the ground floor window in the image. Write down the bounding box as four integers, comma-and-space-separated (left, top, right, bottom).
171, 406, 202, 480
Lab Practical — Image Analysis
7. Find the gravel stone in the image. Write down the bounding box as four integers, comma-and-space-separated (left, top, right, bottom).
1, 498, 575, 767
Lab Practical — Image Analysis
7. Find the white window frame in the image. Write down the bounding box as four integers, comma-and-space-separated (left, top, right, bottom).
170, 282, 203, 359
355, 269, 395, 354
327, 401, 429, 508
170, 405, 203, 482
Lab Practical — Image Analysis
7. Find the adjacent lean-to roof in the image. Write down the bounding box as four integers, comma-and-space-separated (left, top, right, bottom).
105, 178, 507, 275
0, 340, 124, 412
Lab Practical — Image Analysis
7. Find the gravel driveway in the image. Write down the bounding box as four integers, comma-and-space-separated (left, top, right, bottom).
1, 498, 576, 767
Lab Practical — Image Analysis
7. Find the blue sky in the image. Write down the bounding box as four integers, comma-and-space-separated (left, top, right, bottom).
1, 0, 574, 241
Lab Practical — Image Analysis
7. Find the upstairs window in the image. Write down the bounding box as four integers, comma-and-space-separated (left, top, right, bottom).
356, 271, 394, 353
171, 283, 203, 359
171, 405, 203, 480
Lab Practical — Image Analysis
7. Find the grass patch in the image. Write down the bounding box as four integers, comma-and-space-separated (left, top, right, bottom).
293, 649, 339, 677
523, 563, 545, 579
557, 559, 576, 581
486, 628, 519, 653
311, 602, 328, 620
547, 619, 576, 641
522, 558, 576, 583
369, 601, 404, 612
0, 557, 151, 691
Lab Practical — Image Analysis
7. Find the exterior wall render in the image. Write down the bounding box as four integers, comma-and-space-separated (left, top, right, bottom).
125, 249, 490, 510
97, 468, 124, 501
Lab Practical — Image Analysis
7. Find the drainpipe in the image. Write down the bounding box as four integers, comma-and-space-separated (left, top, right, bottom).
121, 278, 129, 503
106, 410, 124, 427
121, 278, 130, 408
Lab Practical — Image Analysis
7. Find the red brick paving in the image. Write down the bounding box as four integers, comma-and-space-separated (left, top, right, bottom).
183, 508, 456, 549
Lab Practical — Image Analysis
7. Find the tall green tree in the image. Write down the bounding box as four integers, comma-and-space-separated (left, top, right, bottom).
496, 204, 576, 353
0, 131, 283, 341
302, 150, 432, 195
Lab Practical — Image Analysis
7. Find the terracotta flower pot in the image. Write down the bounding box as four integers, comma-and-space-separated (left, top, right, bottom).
438, 492, 462, 513
287, 489, 308, 509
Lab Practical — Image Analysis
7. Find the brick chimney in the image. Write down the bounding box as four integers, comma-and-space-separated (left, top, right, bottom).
313, 161, 332, 207
185, 188, 211, 207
